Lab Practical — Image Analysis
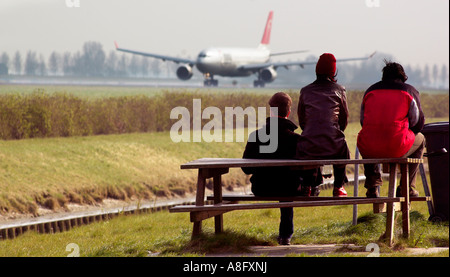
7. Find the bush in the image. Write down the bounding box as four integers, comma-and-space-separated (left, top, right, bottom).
0, 90, 447, 140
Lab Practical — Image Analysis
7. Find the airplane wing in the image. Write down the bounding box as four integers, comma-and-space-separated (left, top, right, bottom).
270, 50, 309, 57
239, 52, 376, 72
114, 42, 197, 66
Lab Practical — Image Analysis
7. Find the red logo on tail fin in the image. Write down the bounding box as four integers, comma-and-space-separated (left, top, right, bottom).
261, 11, 273, 45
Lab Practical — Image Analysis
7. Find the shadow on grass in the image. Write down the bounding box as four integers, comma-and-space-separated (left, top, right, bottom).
160, 231, 274, 256
159, 211, 448, 256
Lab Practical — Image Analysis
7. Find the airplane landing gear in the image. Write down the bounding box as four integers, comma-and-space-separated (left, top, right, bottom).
253, 73, 266, 87
253, 80, 265, 87
203, 73, 218, 87
204, 79, 218, 87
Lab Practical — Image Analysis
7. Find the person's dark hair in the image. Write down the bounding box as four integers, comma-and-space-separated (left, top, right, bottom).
382, 59, 408, 82
317, 69, 338, 83
269, 92, 292, 117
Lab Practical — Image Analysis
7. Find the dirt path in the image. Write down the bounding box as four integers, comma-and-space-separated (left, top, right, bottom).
205, 244, 449, 257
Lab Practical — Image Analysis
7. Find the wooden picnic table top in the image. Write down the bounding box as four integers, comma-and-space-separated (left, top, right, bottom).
180, 158, 423, 170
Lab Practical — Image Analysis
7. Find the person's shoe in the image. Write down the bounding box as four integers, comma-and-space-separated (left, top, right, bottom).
310, 186, 321, 197
277, 236, 291, 245
396, 186, 419, 197
299, 186, 311, 197
366, 187, 379, 198
333, 186, 347, 197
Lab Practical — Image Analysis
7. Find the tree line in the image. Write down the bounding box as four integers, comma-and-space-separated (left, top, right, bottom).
0, 41, 448, 89
0, 41, 177, 79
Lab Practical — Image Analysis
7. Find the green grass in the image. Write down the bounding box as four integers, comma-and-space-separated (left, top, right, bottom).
0, 133, 448, 257
0, 85, 448, 257
1, 117, 448, 214
0, 131, 248, 214
0, 182, 447, 257
0, 84, 284, 98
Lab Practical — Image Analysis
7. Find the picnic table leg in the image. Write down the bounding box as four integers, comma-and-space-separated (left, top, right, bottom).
385, 163, 397, 246
213, 174, 223, 234
400, 163, 410, 238
192, 169, 206, 238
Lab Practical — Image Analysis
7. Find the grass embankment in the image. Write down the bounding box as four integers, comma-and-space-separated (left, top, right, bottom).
1, 117, 449, 215
0, 132, 248, 215
0, 184, 448, 257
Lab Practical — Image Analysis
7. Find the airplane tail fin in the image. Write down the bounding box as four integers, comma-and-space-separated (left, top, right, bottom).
260, 11, 273, 47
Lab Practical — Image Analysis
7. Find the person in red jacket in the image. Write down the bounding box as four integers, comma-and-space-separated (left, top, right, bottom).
357, 61, 425, 198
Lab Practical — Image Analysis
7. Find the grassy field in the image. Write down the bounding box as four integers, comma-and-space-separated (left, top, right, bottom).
0, 84, 282, 98
0, 116, 448, 215
0, 183, 447, 257
0, 85, 448, 257
0, 131, 249, 214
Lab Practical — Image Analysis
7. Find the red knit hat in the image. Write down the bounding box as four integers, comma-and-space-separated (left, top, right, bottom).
316, 53, 337, 80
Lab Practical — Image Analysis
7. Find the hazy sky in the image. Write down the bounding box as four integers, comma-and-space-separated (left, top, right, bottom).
1, 0, 448, 69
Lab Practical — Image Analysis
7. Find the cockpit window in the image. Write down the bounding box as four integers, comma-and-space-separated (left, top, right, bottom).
198, 53, 207, 58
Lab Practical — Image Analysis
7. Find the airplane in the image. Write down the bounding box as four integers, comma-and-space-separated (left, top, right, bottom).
115, 11, 375, 87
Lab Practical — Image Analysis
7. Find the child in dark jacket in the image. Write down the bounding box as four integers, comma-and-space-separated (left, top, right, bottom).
242, 92, 303, 245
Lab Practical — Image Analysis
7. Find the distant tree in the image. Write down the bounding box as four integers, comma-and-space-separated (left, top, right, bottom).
404, 65, 423, 88
129, 55, 140, 77
37, 54, 47, 76
432, 64, 439, 87
140, 56, 150, 77
72, 51, 83, 76
0, 52, 10, 67
105, 50, 118, 77
150, 59, 161, 77
440, 64, 448, 88
80, 41, 105, 76
13, 51, 22, 75
422, 65, 430, 87
62, 52, 72, 76
24, 51, 39, 75
48, 51, 61, 75
116, 54, 129, 77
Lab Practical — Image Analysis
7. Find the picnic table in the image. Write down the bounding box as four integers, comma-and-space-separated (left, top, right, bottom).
170, 157, 429, 246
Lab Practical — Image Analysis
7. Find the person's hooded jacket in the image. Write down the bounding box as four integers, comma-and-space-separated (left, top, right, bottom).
357, 79, 425, 158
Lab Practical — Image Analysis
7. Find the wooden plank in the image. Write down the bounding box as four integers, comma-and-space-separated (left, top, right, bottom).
373, 202, 401, 213
170, 197, 405, 213
190, 210, 227, 222
374, 197, 430, 213
213, 174, 223, 234
206, 195, 370, 202
401, 164, 410, 238
180, 158, 423, 170
206, 195, 431, 203
192, 169, 206, 237
385, 163, 398, 246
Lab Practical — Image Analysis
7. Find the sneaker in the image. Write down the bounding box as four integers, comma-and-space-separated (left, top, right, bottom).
396, 186, 419, 197
333, 186, 347, 197
310, 186, 321, 197
277, 236, 291, 245
366, 187, 379, 198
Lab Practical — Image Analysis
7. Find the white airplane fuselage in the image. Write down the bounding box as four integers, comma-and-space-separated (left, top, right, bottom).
196, 46, 270, 77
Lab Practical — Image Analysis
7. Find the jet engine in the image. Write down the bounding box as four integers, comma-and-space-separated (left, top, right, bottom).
176, 64, 193, 80
260, 67, 277, 83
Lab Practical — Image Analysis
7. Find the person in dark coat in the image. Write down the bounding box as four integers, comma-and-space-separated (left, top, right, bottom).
242, 92, 302, 245
357, 61, 425, 198
295, 53, 350, 197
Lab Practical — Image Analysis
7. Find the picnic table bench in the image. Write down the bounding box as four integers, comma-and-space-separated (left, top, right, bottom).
169, 157, 429, 246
